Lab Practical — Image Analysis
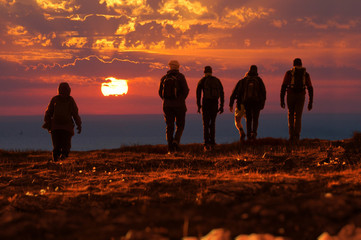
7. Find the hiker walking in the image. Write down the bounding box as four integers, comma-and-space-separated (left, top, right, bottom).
196, 66, 224, 151
234, 65, 266, 141
42, 82, 82, 162
159, 60, 189, 153
281, 58, 313, 141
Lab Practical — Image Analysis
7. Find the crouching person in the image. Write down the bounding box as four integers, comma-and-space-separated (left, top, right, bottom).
42, 82, 82, 162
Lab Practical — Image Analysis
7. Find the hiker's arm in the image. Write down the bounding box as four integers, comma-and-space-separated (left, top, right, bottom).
229, 81, 240, 108
280, 72, 290, 108
71, 97, 82, 133
306, 73, 313, 110
44, 97, 55, 124
218, 78, 225, 109
259, 78, 266, 100
180, 74, 189, 99
196, 78, 203, 109
236, 80, 244, 109
158, 77, 165, 99
42, 97, 55, 130
260, 78, 266, 109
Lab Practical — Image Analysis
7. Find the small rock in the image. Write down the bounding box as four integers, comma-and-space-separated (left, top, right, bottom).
235, 233, 286, 240
318, 224, 361, 240
319, 158, 330, 165
283, 158, 296, 170
122, 229, 169, 240
201, 228, 231, 240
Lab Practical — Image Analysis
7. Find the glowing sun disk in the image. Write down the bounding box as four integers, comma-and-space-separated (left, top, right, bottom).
101, 77, 128, 96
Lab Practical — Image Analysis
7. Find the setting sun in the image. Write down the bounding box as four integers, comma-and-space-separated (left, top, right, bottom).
101, 77, 128, 96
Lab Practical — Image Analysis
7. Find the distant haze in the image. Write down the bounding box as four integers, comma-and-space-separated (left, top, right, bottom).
1, 114, 360, 151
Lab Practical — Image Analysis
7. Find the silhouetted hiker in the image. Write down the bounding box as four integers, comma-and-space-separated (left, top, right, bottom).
196, 66, 224, 151
233, 65, 266, 141
159, 60, 189, 153
281, 58, 313, 141
42, 82, 82, 162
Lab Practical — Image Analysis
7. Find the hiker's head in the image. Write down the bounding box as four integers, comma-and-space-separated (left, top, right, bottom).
293, 58, 302, 67
204, 66, 212, 76
168, 60, 180, 70
248, 65, 258, 76
58, 82, 71, 96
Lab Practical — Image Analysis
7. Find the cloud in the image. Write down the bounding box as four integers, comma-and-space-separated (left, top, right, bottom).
3, 0, 359, 54
1, 0, 361, 114
158, 0, 208, 16
300, 17, 360, 30
271, 19, 287, 28
219, 7, 273, 28
7, 25, 28, 35
62, 36, 88, 48
100, 0, 154, 15
36, 0, 79, 13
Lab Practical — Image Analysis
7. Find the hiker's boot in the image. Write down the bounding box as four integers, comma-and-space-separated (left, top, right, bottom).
60, 151, 69, 160
240, 130, 246, 143
203, 144, 210, 152
172, 140, 181, 152
247, 133, 254, 142
167, 142, 174, 154
294, 134, 300, 142
252, 132, 257, 140
52, 151, 60, 162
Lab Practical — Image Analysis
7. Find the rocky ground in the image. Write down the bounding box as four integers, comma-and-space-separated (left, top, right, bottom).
1, 135, 361, 240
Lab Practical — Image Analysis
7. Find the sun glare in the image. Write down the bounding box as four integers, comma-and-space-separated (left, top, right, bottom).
101, 77, 128, 96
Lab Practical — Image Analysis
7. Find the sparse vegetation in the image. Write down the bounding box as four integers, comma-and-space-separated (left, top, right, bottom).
1, 137, 361, 239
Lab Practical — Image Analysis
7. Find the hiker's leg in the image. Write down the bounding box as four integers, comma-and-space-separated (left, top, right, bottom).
235, 106, 246, 140
51, 130, 61, 162
163, 107, 175, 149
294, 93, 305, 140
252, 107, 261, 138
209, 104, 218, 145
61, 130, 72, 159
245, 105, 253, 139
202, 105, 211, 145
287, 94, 296, 140
174, 107, 186, 145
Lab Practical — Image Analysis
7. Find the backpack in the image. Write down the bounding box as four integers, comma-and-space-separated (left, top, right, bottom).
290, 68, 306, 93
203, 76, 221, 99
162, 74, 179, 100
53, 98, 72, 125
242, 76, 261, 103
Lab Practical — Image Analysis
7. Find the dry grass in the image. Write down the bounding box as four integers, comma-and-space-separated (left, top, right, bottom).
1, 136, 361, 239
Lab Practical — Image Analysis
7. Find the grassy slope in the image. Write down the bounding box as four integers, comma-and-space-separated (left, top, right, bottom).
1, 136, 361, 240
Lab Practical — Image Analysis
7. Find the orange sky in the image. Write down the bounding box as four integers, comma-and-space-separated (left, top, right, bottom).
1, 0, 361, 115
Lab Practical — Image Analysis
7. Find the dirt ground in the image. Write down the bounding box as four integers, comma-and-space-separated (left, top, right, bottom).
1, 137, 361, 240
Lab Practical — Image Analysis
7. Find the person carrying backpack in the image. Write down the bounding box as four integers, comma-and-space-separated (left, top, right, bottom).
159, 60, 189, 153
42, 82, 82, 162
281, 58, 313, 141
196, 66, 224, 151
237, 65, 266, 141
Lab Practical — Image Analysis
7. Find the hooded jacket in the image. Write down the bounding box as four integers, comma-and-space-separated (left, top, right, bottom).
43, 82, 82, 135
